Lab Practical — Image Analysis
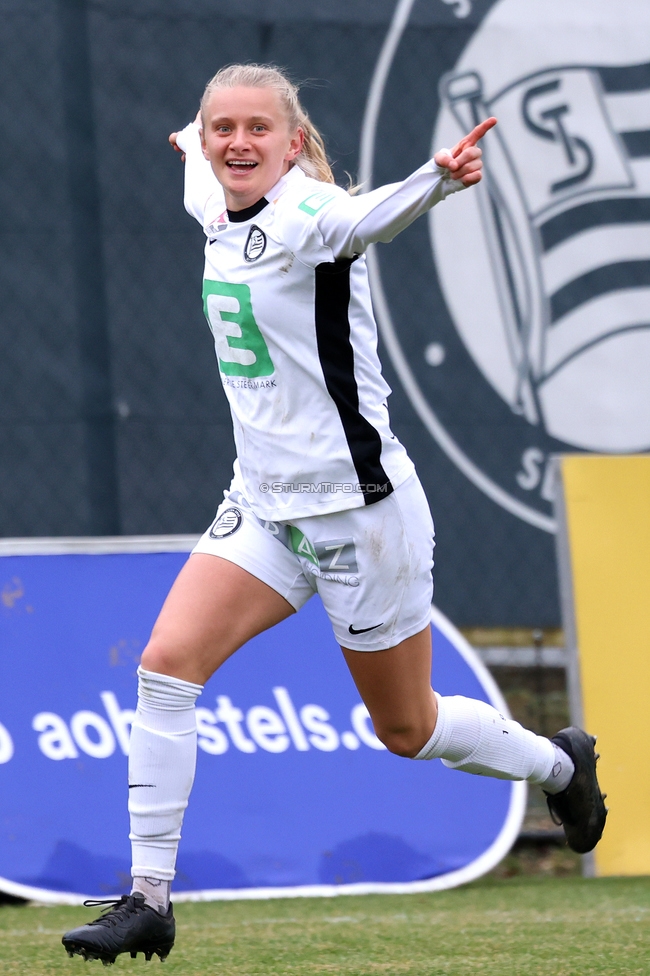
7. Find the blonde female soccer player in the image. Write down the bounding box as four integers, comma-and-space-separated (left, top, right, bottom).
63, 64, 606, 965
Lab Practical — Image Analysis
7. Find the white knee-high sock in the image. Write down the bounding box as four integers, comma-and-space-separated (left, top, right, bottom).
128, 667, 203, 892
414, 694, 574, 792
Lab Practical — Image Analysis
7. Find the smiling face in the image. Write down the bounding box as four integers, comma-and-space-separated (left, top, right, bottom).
201, 86, 304, 211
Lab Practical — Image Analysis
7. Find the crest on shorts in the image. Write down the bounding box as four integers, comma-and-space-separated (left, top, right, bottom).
244, 225, 267, 262
364, 0, 650, 531
209, 508, 243, 538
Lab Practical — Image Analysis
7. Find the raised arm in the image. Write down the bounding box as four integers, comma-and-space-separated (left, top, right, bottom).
318, 117, 496, 259
171, 117, 224, 225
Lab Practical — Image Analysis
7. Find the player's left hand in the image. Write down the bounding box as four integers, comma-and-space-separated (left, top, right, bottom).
434, 117, 497, 186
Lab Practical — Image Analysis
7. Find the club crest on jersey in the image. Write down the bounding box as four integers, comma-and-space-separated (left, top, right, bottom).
368, 0, 650, 532
244, 225, 267, 262
209, 508, 243, 539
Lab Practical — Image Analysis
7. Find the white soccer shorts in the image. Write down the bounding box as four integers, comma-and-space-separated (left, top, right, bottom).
193, 471, 435, 651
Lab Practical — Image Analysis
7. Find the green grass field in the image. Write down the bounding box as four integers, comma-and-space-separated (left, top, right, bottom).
1, 876, 649, 975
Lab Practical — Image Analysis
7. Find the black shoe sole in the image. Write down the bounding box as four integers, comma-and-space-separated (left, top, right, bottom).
63, 940, 174, 965
546, 727, 608, 854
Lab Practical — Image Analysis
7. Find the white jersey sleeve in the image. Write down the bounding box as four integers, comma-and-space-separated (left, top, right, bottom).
316, 159, 465, 259
175, 122, 224, 225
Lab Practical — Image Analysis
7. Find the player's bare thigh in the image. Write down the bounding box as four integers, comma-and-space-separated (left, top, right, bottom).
141, 553, 295, 685
341, 625, 438, 759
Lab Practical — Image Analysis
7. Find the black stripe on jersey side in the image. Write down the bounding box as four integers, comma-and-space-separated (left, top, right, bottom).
314, 259, 393, 505
549, 259, 650, 323
539, 198, 650, 251
598, 62, 650, 93
227, 197, 269, 222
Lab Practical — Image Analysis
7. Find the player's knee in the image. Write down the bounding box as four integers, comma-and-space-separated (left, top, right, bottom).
140, 636, 183, 678
375, 721, 432, 759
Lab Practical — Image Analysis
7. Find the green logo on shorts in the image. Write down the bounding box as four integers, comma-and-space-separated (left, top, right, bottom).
289, 527, 319, 566
289, 530, 359, 574
203, 280, 274, 378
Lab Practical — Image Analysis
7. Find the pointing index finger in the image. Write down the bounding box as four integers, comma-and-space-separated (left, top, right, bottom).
453, 116, 497, 156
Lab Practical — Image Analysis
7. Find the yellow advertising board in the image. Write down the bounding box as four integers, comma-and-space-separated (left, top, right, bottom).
555, 455, 650, 876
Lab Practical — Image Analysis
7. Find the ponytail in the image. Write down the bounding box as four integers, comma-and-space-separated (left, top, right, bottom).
295, 114, 335, 184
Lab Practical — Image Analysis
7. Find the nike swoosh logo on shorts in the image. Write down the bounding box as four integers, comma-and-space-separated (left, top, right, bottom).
348, 623, 383, 635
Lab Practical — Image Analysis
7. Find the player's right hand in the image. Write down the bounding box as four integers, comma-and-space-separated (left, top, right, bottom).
169, 111, 202, 161
169, 131, 185, 161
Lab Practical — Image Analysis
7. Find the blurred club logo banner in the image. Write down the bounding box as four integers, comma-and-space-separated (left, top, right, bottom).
0, 541, 524, 903
363, 0, 650, 533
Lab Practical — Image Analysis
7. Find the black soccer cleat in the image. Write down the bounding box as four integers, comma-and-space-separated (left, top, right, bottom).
62, 893, 175, 965
544, 726, 608, 854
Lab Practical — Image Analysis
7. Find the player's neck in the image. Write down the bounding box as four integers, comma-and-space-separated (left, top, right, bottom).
226, 197, 269, 222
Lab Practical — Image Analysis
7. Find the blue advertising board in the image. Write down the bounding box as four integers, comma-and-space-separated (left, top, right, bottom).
0, 538, 525, 903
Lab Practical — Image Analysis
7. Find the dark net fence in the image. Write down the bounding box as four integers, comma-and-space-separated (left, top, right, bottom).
0, 0, 563, 625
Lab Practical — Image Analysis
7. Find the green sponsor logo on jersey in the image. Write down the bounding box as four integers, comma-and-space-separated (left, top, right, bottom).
289, 527, 319, 566
203, 280, 274, 378
298, 191, 336, 216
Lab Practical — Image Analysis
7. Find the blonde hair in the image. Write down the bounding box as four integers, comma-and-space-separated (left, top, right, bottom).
200, 63, 335, 185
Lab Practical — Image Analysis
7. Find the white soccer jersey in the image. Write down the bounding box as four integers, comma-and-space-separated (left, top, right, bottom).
176, 123, 465, 520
